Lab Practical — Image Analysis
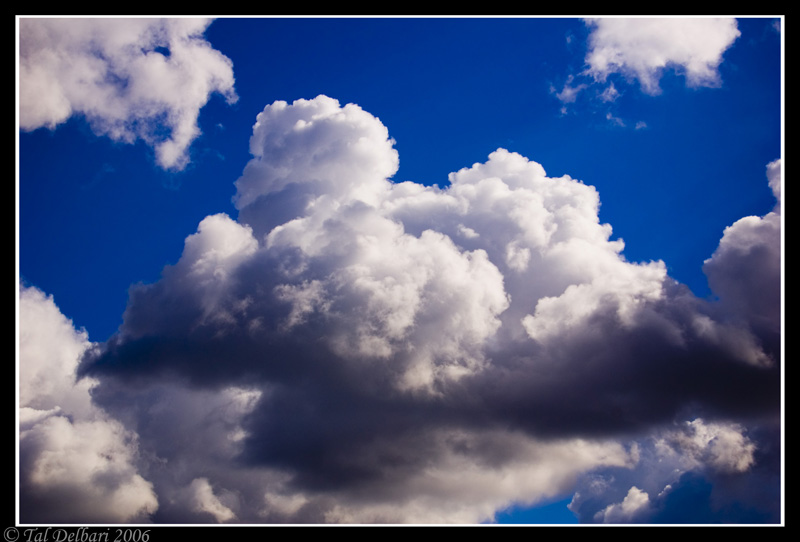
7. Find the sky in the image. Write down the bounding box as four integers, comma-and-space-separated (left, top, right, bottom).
16, 16, 783, 526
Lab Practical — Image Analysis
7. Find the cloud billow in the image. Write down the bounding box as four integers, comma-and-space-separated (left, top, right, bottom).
553, 18, 743, 126
18, 18, 237, 170
25, 95, 780, 523
583, 18, 741, 95
19, 286, 158, 524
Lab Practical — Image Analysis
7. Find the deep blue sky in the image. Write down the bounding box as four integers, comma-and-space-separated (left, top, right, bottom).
17, 16, 782, 524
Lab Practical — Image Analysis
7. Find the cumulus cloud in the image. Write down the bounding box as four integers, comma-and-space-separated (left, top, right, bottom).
18, 17, 237, 170
703, 159, 782, 348
583, 18, 741, 95
19, 95, 779, 524
19, 285, 158, 523
182, 478, 237, 523
553, 18, 741, 125
568, 160, 782, 523
569, 419, 779, 523
595, 486, 652, 523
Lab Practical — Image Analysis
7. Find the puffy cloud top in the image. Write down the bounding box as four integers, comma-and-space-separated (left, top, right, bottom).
703, 159, 781, 343
235, 97, 399, 205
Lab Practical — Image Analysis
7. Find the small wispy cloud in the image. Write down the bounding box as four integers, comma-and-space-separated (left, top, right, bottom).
598, 81, 620, 102
605, 111, 625, 127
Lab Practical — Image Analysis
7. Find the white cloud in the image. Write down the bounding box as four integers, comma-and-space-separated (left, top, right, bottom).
18, 17, 237, 170
184, 478, 237, 523
570, 418, 772, 523
521, 257, 666, 344
583, 18, 741, 95
594, 486, 651, 523
234, 95, 398, 217
19, 284, 94, 418
598, 81, 620, 102
553, 18, 741, 122
703, 160, 782, 341
767, 159, 781, 208
18, 285, 158, 523
662, 419, 757, 474
551, 74, 588, 105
